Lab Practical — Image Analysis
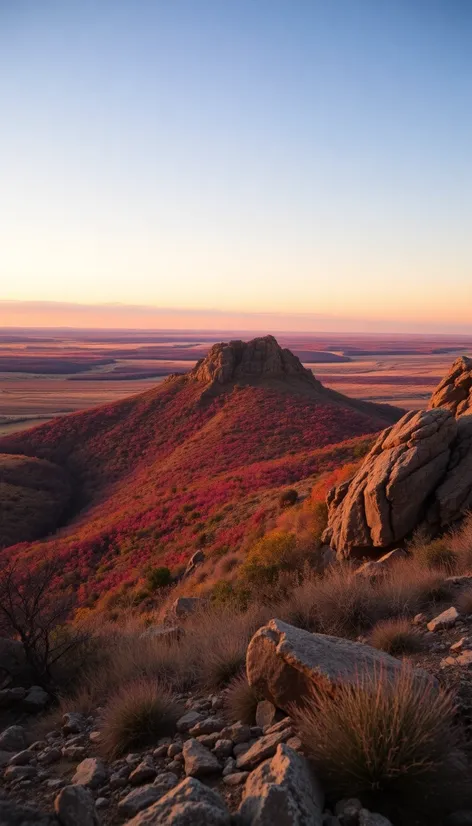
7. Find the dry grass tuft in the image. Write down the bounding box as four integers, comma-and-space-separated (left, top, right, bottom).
293, 666, 465, 817
190, 606, 269, 690
410, 537, 457, 573
99, 678, 182, 760
368, 618, 424, 656
224, 673, 259, 724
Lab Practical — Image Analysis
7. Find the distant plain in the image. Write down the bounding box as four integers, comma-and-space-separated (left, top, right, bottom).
0, 328, 470, 435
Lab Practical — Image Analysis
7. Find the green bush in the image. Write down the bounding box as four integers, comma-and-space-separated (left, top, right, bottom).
240, 531, 301, 586
146, 566, 171, 590
279, 488, 298, 508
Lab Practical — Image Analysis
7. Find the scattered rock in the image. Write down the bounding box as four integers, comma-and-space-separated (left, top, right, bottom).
183, 550, 205, 579
427, 606, 459, 632
8, 749, 32, 766
176, 710, 203, 733
72, 757, 107, 789
182, 739, 221, 778
121, 776, 231, 825
0, 725, 27, 752
213, 739, 233, 759
456, 650, 472, 667
335, 798, 363, 825
246, 618, 435, 712
54, 784, 99, 826
223, 771, 249, 785
255, 700, 279, 729
63, 713, 85, 735
130, 761, 157, 785
189, 717, 224, 736
0, 799, 56, 826
239, 743, 324, 825
166, 597, 202, 622
23, 685, 49, 712
236, 729, 291, 771
119, 773, 179, 817
4, 764, 37, 781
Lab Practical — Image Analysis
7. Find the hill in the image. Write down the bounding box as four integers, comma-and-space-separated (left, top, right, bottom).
0, 335, 401, 613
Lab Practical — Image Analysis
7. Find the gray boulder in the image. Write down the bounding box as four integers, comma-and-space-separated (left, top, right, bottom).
121, 777, 231, 825
246, 619, 435, 712
0, 725, 27, 752
54, 785, 99, 826
239, 743, 324, 825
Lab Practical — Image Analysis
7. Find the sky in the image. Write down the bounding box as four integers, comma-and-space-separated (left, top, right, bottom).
0, 1, 471, 333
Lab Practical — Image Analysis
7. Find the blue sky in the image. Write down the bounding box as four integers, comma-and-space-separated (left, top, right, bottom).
0, 1, 471, 331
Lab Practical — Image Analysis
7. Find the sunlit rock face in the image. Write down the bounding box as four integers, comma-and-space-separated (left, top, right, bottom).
190, 335, 320, 387
429, 356, 472, 417
323, 355, 472, 558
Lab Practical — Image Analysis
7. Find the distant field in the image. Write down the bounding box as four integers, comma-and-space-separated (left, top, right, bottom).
0, 328, 470, 433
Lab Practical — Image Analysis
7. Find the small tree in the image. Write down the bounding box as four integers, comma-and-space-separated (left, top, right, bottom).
0, 557, 85, 688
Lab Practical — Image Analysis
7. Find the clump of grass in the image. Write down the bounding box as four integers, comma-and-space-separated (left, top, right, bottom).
450, 513, 472, 571
368, 618, 424, 656
99, 678, 182, 759
224, 673, 259, 724
411, 538, 457, 573
457, 587, 472, 615
293, 666, 465, 818
188, 605, 270, 690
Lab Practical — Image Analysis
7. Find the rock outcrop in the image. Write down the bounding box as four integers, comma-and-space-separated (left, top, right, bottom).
429, 356, 472, 417
246, 619, 434, 712
190, 335, 320, 387
323, 406, 472, 558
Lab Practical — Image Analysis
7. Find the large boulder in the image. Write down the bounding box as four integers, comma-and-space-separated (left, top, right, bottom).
322, 407, 472, 558
122, 777, 231, 825
239, 743, 324, 826
429, 356, 472, 417
246, 619, 434, 712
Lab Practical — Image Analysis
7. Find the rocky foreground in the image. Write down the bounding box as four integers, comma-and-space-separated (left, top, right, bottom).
4, 601, 472, 826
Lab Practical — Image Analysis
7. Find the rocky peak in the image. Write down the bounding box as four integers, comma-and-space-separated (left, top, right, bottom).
429, 356, 472, 417
190, 335, 319, 387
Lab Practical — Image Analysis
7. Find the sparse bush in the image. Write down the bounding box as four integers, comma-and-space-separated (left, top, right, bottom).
279, 488, 298, 508
224, 673, 259, 724
293, 666, 465, 817
240, 531, 303, 587
0, 557, 88, 688
146, 566, 172, 590
99, 679, 182, 759
368, 618, 424, 656
411, 538, 457, 573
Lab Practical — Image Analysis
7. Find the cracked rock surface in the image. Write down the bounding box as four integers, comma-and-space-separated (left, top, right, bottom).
429, 356, 472, 417
322, 407, 470, 557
